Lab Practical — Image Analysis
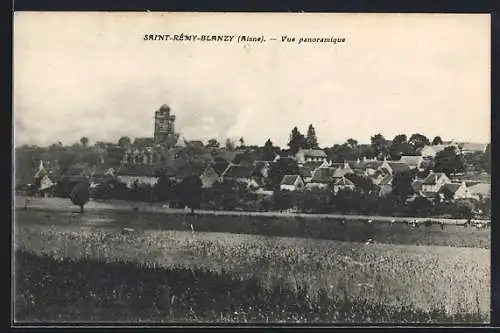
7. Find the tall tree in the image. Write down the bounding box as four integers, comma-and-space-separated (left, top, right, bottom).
390, 134, 415, 160
178, 175, 203, 214
392, 134, 407, 145
305, 124, 319, 149
239, 137, 245, 148
207, 138, 220, 148
408, 133, 430, 150
433, 146, 466, 176
432, 136, 444, 145
80, 136, 89, 148
346, 138, 358, 149
262, 139, 276, 161
288, 127, 306, 154
69, 180, 90, 213
370, 133, 389, 160
118, 136, 131, 148
225, 138, 235, 151
481, 143, 491, 174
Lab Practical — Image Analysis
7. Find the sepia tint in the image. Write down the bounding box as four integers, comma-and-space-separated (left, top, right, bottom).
13, 12, 491, 325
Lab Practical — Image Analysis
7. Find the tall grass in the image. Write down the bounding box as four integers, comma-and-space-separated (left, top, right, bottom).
15, 224, 490, 322
14, 250, 488, 323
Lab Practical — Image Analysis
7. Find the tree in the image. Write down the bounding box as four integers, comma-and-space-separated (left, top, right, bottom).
178, 175, 203, 214
80, 137, 89, 148
432, 136, 443, 145
268, 157, 300, 187
154, 174, 176, 202
482, 143, 491, 174
392, 170, 415, 202
225, 138, 235, 151
262, 139, 276, 161
346, 138, 358, 149
69, 181, 90, 213
207, 138, 220, 148
305, 124, 319, 149
288, 127, 306, 155
392, 134, 407, 145
118, 136, 131, 148
434, 146, 466, 176
370, 133, 389, 159
390, 134, 415, 160
239, 137, 245, 147
408, 133, 430, 150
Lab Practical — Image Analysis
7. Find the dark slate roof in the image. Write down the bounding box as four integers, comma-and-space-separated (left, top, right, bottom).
280, 175, 301, 186
387, 162, 411, 174
174, 164, 206, 178
302, 161, 323, 169
212, 161, 230, 176
222, 164, 254, 179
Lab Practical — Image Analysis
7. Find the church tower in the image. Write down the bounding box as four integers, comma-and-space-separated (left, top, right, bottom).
154, 104, 179, 147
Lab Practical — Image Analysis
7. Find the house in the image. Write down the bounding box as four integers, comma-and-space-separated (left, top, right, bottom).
332, 176, 355, 194
299, 163, 321, 183
221, 164, 257, 187
310, 167, 337, 185
280, 175, 305, 191
459, 142, 488, 155
378, 160, 411, 176
437, 181, 470, 202
377, 175, 393, 197
116, 164, 159, 188
369, 170, 387, 186
295, 149, 327, 164
466, 182, 491, 200
399, 155, 424, 170
361, 159, 384, 176
421, 172, 451, 193
122, 146, 158, 165
33, 161, 55, 197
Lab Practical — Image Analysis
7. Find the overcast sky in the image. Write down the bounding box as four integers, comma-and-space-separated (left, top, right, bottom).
13, 12, 490, 148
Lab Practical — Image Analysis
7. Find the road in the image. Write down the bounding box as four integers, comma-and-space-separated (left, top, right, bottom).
13, 196, 487, 226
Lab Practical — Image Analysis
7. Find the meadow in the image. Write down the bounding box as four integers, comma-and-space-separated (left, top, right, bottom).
14, 215, 490, 323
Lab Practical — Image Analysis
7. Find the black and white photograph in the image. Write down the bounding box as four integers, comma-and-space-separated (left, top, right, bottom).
13, 12, 491, 324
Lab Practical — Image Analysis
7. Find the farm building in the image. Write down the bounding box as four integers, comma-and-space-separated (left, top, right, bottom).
280, 175, 305, 191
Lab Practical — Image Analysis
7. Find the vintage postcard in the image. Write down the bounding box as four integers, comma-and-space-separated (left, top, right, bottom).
13, 12, 490, 324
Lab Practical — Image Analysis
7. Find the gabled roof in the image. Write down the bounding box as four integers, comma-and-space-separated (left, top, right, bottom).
333, 177, 355, 186
310, 167, 337, 183
438, 183, 463, 194
280, 175, 302, 186
174, 164, 206, 179
297, 149, 327, 158
302, 161, 324, 170
422, 172, 448, 185
363, 161, 384, 169
378, 175, 393, 186
222, 164, 254, 179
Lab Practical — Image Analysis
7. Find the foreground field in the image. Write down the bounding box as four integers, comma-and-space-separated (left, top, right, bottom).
14, 250, 487, 323
15, 221, 490, 322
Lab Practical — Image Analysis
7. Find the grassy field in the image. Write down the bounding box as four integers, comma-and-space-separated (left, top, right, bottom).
14, 218, 490, 323
14, 250, 488, 323
15, 208, 490, 249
